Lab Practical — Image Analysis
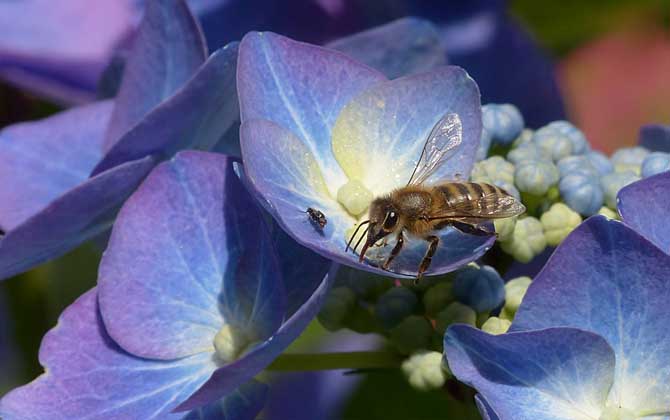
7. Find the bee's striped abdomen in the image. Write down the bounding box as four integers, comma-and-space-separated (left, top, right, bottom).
437, 182, 512, 215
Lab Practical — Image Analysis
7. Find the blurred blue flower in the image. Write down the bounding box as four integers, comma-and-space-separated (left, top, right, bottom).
1, 0, 565, 127
641, 152, 670, 178
445, 216, 670, 419
0, 0, 239, 281
638, 124, 670, 153
0, 152, 335, 418
559, 173, 604, 216
481, 103, 524, 146
452, 264, 505, 312
239, 32, 495, 277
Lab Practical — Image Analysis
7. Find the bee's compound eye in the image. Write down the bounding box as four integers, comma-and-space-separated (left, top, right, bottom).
384, 210, 398, 230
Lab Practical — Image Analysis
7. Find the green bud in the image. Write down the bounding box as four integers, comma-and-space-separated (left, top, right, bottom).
471, 156, 515, 185
422, 282, 454, 316
494, 217, 517, 242
540, 202, 582, 246
481, 317, 512, 335
375, 286, 419, 329
434, 302, 477, 336
512, 128, 534, 148
344, 304, 379, 334
317, 287, 356, 331
504, 276, 532, 316
598, 206, 619, 220
213, 324, 254, 363
401, 351, 449, 391
390, 315, 434, 355
500, 217, 546, 263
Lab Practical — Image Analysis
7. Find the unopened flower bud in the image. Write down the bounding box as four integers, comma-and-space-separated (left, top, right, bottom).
390, 315, 433, 355
452, 265, 505, 313
514, 160, 559, 195
556, 155, 599, 179
641, 152, 670, 178
586, 151, 614, 175
471, 156, 515, 185
544, 121, 589, 154
482, 103, 524, 146
597, 206, 619, 220
540, 203, 582, 246
500, 217, 546, 263
423, 282, 454, 316
317, 287, 357, 331
494, 217, 517, 242
435, 302, 477, 335
507, 142, 541, 165
559, 173, 604, 216
401, 351, 449, 391
375, 286, 418, 329
481, 317, 511, 335
476, 127, 492, 161
533, 124, 575, 162
611, 146, 648, 176
504, 276, 532, 316
601, 171, 640, 208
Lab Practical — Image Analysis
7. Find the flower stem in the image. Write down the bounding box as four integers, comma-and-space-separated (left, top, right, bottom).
267, 351, 403, 371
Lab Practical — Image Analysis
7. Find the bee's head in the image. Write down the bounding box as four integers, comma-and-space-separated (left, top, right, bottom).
358, 197, 399, 262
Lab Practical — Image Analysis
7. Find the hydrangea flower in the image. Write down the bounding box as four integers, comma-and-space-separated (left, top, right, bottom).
238, 32, 495, 277
0, 0, 239, 281
445, 216, 670, 420
641, 152, 670, 178
0, 152, 335, 419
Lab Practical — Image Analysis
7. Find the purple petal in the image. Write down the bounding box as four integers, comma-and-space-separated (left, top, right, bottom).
618, 172, 670, 254
93, 43, 239, 175
331, 66, 482, 193
183, 380, 268, 420
0, 156, 155, 281
444, 325, 615, 420
326, 17, 446, 79
104, 0, 207, 151
0, 101, 111, 230
99, 151, 285, 360
0, 0, 134, 103
639, 124, 670, 153
475, 395, 500, 420
174, 264, 338, 411
0, 288, 214, 420
238, 31, 386, 186
512, 216, 670, 411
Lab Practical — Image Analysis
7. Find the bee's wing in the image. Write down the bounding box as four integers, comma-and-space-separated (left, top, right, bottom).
407, 112, 463, 186
430, 193, 526, 220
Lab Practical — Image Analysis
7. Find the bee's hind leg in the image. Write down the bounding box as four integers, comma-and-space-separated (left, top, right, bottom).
415, 235, 439, 284
452, 221, 497, 237
382, 232, 404, 270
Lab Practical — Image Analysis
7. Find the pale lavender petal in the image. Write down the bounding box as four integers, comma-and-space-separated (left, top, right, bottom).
93, 43, 239, 175
0, 156, 155, 281
0, 289, 214, 420
104, 0, 207, 151
99, 151, 285, 360
617, 172, 670, 254
0, 101, 111, 230
238, 31, 386, 188
326, 17, 446, 79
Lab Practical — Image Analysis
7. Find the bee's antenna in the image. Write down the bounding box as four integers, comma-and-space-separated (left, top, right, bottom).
353, 225, 371, 255
345, 220, 369, 252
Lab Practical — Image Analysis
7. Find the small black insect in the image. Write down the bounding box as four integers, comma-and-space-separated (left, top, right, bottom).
306, 207, 327, 229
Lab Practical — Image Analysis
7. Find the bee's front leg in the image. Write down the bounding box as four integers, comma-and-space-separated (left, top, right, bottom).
416, 235, 439, 284
382, 231, 404, 270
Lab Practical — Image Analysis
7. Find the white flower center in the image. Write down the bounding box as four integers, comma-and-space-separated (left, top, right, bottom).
213, 324, 252, 363
598, 404, 636, 420
336, 179, 373, 217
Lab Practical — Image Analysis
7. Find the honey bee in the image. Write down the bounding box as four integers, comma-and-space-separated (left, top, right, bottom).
346, 112, 525, 279
305, 207, 328, 229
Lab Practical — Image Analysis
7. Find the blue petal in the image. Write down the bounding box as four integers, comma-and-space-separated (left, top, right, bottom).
99, 151, 285, 360
237, 31, 386, 188
0, 0, 134, 103
512, 216, 670, 412
444, 325, 615, 420
0, 156, 155, 281
104, 0, 207, 151
174, 264, 338, 412
0, 289, 214, 420
331, 66, 482, 195
475, 395, 500, 420
618, 172, 670, 254
638, 124, 670, 153
0, 101, 111, 230
93, 43, 239, 175
241, 119, 495, 278
326, 17, 446, 79
183, 380, 268, 420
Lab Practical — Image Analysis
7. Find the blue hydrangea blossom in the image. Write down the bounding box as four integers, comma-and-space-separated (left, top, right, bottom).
0, 152, 335, 419
239, 32, 495, 277
445, 216, 670, 419
0, 0, 239, 281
